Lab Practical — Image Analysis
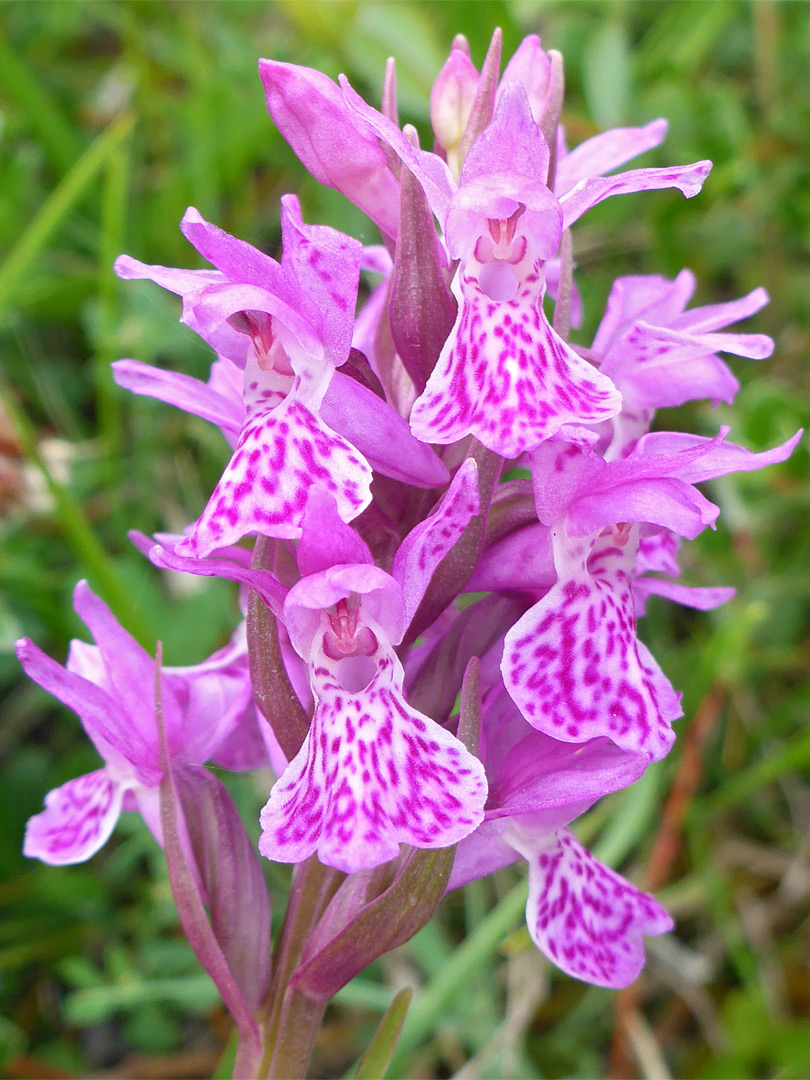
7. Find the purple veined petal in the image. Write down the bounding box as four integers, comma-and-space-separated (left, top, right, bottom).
634, 577, 735, 617
71, 581, 181, 757
497, 34, 552, 126
605, 320, 774, 379
671, 286, 769, 335
468, 521, 555, 593
530, 439, 603, 526
502, 528, 681, 761
259, 644, 487, 874
592, 270, 697, 357
129, 529, 252, 567
446, 95, 563, 266
284, 564, 405, 657
259, 60, 401, 240
149, 544, 288, 618
446, 820, 519, 891
297, 487, 374, 578
485, 724, 647, 822
530, 432, 725, 537
16, 637, 157, 781
560, 160, 713, 231
392, 458, 480, 627
24, 770, 126, 865
115, 257, 252, 362
322, 371, 449, 490
278, 194, 362, 368
176, 394, 373, 554
409, 264, 621, 457
635, 429, 803, 485
616, 353, 740, 412
338, 73, 456, 226
509, 826, 673, 988
114, 254, 226, 295
637, 530, 682, 577
554, 119, 669, 195
568, 475, 720, 539
183, 282, 324, 375
112, 359, 244, 444
166, 656, 256, 766
180, 207, 287, 296
452, 84, 551, 221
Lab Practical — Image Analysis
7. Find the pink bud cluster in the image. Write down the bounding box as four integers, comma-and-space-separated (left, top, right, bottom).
20, 27, 800, 1018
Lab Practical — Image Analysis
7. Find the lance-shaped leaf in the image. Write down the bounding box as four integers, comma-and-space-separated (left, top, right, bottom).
355, 988, 413, 1080
174, 763, 272, 1012
289, 844, 455, 1002
156, 656, 261, 1046
388, 151, 457, 393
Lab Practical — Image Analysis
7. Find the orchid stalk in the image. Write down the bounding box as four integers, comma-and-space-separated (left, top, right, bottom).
18, 27, 801, 1080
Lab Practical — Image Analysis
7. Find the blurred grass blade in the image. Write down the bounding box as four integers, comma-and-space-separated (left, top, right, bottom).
0, 111, 135, 323
0, 370, 151, 644
0, 30, 83, 173
695, 724, 810, 817
592, 763, 664, 868
354, 987, 412, 1080
94, 131, 133, 447
388, 877, 528, 1074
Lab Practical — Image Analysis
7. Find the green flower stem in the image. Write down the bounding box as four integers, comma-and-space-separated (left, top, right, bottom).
265, 989, 327, 1080
259, 857, 342, 1079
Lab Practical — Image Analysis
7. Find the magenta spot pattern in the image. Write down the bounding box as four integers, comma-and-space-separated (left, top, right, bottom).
519, 827, 673, 988
259, 631, 487, 874
410, 262, 621, 458
23, 770, 124, 866
178, 394, 372, 555
502, 529, 681, 761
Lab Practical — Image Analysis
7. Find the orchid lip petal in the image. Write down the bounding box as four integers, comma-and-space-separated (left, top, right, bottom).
502, 528, 681, 760
512, 826, 673, 988
410, 266, 621, 457
259, 644, 486, 873
24, 770, 126, 866
177, 395, 373, 553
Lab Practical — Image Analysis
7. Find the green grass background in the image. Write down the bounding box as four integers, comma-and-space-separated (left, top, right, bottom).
1, 2, 808, 1077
